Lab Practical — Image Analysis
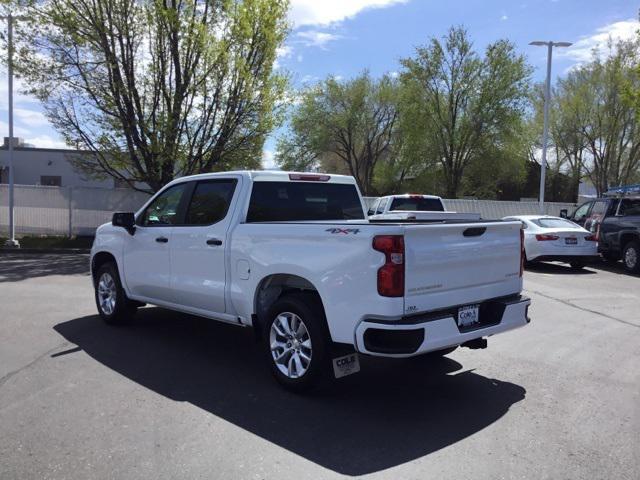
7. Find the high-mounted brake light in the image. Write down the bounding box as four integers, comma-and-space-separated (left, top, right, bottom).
373, 235, 404, 297
288, 173, 331, 182
535, 234, 560, 241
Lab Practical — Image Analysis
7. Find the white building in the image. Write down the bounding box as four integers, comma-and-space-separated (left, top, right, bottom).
0, 137, 120, 188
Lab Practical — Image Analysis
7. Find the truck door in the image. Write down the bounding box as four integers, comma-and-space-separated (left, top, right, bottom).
123, 182, 190, 301
169, 177, 240, 313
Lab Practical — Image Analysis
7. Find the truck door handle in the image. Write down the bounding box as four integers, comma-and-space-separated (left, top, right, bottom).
155, 236, 169, 243
206, 238, 223, 246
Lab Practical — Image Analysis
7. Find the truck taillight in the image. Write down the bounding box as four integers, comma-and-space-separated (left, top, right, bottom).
373, 235, 404, 297
520, 227, 524, 277
585, 234, 597, 242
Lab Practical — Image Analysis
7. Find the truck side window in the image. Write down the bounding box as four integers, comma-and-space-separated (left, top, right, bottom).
139, 183, 189, 226
376, 198, 388, 214
184, 179, 237, 225
590, 200, 608, 217
572, 202, 591, 222
619, 199, 640, 216
368, 198, 380, 215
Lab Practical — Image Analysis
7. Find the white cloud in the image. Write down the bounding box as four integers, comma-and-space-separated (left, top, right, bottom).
390, 71, 399, 78
14, 108, 50, 127
289, 0, 409, 28
296, 30, 342, 49
558, 18, 639, 64
500, 14, 508, 21
25, 134, 69, 149
262, 149, 279, 170
0, 120, 31, 138
274, 45, 293, 69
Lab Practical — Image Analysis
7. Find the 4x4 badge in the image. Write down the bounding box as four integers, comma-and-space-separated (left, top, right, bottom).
326, 228, 360, 235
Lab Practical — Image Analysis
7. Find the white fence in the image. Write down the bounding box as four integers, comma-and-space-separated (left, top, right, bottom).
0, 184, 150, 236
441, 199, 577, 219
1, 185, 577, 237
363, 197, 577, 219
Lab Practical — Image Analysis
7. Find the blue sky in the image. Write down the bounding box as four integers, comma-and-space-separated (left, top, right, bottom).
1, 0, 638, 169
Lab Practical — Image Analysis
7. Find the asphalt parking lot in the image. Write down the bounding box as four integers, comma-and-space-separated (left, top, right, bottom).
1, 254, 638, 480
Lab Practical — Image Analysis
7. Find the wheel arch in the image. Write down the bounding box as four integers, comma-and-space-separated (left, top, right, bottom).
620, 231, 640, 250
91, 251, 119, 285
252, 273, 328, 338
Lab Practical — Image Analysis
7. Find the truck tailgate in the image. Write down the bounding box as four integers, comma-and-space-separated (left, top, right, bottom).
403, 221, 522, 313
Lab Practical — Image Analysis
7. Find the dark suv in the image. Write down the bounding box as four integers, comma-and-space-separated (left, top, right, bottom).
564, 194, 640, 273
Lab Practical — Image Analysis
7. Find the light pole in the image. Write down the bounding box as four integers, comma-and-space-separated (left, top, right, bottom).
2, 12, 22, 247
529, 40, 572, 215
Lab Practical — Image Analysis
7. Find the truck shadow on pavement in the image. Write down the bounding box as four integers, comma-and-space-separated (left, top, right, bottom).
54, 308, 526, 476
0, 253, 89, 282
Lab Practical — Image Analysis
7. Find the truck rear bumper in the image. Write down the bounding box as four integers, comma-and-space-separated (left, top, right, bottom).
354, 295, 530, 357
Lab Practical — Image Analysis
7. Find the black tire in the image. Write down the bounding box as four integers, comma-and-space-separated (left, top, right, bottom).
569, 261, 585, 270
94, 262, 137, 324
622, 240, 640, 274
261, 292, 330, 392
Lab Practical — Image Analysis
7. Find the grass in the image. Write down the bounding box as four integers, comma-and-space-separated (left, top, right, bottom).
0, 235, 94, 249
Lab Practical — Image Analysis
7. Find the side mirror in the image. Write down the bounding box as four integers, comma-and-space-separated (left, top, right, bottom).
112, 212, 136, 235
559, 209, 568, 219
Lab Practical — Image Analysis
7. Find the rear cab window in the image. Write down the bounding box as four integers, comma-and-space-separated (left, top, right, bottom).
618, 199, 640, 216
390, 197, 444, 212
246, 181, 365, 222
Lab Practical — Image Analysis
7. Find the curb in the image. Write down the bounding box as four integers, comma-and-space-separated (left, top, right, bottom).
0, 248, 91, 254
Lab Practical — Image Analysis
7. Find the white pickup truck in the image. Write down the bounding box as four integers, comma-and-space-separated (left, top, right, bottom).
91, 171, 530, 391
368, 194, 481, 221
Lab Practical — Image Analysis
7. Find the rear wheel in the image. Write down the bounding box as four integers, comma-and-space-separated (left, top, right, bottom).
262, 293, 330, 392
94, 262, 137, 324
622, 240, 640, 274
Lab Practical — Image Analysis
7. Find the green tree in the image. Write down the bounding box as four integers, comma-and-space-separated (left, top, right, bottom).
399, 26, 532, 198
15, 0, 288, 192
276, 72, 398, 195
559, 39, 640, 195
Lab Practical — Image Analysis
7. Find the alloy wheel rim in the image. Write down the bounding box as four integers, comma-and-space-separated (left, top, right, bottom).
269, 312, 312, 379
625, 247, 637, 269
98, 272, 117, 315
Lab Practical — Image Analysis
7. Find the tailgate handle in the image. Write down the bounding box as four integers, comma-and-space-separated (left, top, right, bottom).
463, 227, 486, 237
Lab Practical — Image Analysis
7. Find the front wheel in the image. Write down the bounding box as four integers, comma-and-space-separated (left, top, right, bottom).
94, 263, 137, 324
622, 241, 640, 274
262, 293, 330, 392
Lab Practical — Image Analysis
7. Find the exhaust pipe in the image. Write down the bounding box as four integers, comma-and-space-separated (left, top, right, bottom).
462, 338, 487, 349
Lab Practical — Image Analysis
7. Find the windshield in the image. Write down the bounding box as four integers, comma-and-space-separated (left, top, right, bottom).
389, 197, 444, 212
532, 217, 580, 229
